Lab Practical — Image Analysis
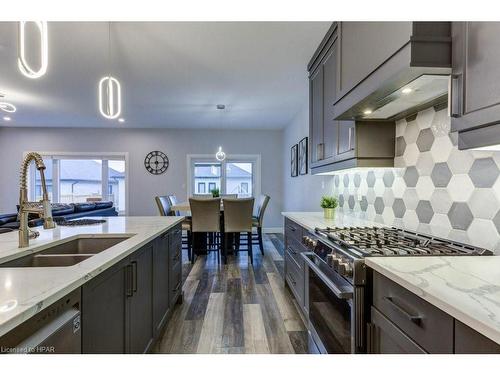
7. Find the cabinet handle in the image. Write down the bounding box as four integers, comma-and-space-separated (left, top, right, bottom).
126, 264, 134, 297
348, 127, 354, 150
383, 296, 422, 325
287, 225, 296, 232
174, 229, 181, 235
448, 74, 462, 118
287, 246, 297, 255
132, 261, 138, 293
288, 273, 296, 285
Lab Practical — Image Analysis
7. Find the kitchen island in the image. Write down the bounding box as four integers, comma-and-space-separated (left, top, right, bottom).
0, 216, 184, 353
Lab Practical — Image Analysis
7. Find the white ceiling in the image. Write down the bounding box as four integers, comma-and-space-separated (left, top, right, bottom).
0, 22, 330, 129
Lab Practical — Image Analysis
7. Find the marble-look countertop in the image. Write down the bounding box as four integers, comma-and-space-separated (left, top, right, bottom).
281, 210, 382, 233
366, 256, 500, 345
0, 216, 183, 337
282, 211, 500, 345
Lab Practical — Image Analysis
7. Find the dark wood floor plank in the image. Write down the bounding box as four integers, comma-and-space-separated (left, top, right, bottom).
184, 272, 214, 321
222, 278, 244, 348
288, 331, 309, 354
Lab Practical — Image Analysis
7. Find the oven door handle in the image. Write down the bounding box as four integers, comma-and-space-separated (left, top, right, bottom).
301, 252, 353, 300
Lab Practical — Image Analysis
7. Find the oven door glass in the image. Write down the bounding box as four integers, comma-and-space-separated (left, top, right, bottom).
308, 261, 353, 353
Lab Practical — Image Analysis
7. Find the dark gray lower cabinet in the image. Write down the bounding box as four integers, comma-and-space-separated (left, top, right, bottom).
128, 243, 154, 353
153, 233, 171, 338
370, 271, 500, 354
368, 307, 426, 354
82, 257, 129, 353
82, 225, 182, 353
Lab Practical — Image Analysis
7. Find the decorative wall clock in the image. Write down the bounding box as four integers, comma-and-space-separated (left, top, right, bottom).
144, 151, 169, 175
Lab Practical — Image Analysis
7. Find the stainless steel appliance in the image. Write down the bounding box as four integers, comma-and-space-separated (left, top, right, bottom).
301, 226, 492, 354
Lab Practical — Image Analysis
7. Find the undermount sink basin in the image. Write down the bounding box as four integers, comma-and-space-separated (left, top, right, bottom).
0, 236, 132, 268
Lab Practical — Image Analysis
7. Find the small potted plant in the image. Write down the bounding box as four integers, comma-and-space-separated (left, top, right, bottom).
211, 188, 220, 198
320, 196, 338, 219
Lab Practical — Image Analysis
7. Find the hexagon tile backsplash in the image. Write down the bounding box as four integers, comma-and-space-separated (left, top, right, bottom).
332, 106, 500, 253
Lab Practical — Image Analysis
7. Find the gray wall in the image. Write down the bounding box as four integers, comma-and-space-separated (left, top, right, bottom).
0, 127, 284, 228
282, 104, 334, 212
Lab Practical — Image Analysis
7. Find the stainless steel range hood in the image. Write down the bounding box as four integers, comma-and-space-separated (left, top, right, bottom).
334, 24, 452, 122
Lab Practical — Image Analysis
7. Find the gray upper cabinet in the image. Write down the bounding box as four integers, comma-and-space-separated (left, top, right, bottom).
336, 22, 413, 102
310, 66, 324, 163
451, 22, 500, 150
322, 42, 339, 161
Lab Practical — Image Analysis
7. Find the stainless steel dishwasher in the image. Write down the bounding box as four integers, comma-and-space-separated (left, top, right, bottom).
0, 289, 81, 354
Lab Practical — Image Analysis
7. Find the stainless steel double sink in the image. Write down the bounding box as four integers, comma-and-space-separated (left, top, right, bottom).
0, 236, 132, 268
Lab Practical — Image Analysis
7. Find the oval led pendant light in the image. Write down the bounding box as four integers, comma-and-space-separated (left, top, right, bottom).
18, 21, 48, 79
215, 146, 226, 161
98, 22, 122, 120
99, 76, 121, 119
0, 102, 16, 113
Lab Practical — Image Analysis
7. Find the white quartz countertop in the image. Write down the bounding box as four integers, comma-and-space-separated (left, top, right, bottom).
366, 256, 500, 345
0, 216, 183, 337
282, 211, 500, 345
282, 211, 382, 233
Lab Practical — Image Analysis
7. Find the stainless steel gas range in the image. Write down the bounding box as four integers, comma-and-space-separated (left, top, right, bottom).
301, 226, 492, 354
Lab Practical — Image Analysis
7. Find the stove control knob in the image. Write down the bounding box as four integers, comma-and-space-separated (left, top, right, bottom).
332, 255, 341, 269
310, 240, 318, 249
326, 254, 336, 266
338, 262, 353, 277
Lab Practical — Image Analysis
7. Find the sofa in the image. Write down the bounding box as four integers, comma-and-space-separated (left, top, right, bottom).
0, 201, 118, 231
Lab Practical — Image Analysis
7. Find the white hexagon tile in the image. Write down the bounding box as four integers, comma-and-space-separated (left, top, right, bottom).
331, 106, 500, 253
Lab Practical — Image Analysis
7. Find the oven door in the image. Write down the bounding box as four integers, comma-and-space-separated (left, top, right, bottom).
302, 252, 354, 354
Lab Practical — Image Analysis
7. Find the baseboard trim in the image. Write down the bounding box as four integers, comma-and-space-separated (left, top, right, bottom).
263, 227, 283, 234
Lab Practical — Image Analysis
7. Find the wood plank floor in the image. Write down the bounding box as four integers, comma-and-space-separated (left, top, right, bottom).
155, 233, 309, 354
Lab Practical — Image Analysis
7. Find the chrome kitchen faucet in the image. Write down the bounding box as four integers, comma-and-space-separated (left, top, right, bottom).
18, 152, 56, 247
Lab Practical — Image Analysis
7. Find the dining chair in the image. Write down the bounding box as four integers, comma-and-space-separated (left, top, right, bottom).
156, 196, 192, 259
189, 197, 222, 264
223, 197, 255, 264
166, 194, 192, 253
252, 194, 270, 255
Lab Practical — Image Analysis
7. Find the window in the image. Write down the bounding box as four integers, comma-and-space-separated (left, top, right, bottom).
226, 162, 253, 197
188, 155, 260, 198
193, 162, 221, 195
28, 153, 128, 214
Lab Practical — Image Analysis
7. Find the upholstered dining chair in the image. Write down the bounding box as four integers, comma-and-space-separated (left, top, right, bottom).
189, 197, 222, 264
223, 197, 255, 264
166, 194, 192, 252
252, 194, 270, 255
155, 195, 192, 259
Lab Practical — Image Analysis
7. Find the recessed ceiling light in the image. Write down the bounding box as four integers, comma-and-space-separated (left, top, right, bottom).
402, 87, 413, 94
216, 104, 225, 110
363, 109, 372, 115
3, 116, 11, 121
118, 118, 125, 123
0, 102, 16, 113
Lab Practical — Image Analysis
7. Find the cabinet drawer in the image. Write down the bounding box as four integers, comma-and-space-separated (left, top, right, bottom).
369, 306, 426, 354
284, 218, 303, 243
455, 320, 500, 354
285, 254, 305, 308
285, 236, 306, 271
372, 272, 453, 353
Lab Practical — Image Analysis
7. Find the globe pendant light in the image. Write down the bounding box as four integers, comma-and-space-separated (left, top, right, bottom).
98, 22, 122, 120
18, 21, 48, 79
215, 146, 226, 161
